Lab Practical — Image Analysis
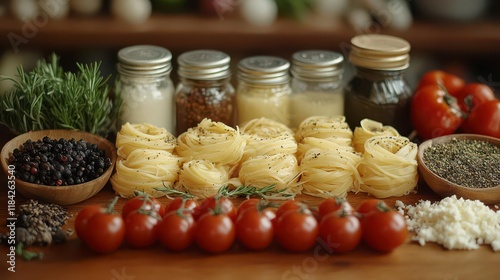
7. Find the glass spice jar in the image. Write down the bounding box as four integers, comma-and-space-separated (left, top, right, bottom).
344, 34, 413, 136
237, 56, 292, 126
116, 45, 175, 132
175, 50, 235, 135
290, 50, 345, 129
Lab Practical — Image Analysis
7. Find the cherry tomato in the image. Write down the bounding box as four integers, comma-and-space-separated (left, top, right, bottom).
165, 197, 198, 215
194, 196, 237, 221
416, 70, 465, 96
194, 212, 235, 253
75, 204, 102, 241
461, 99, 500, 138
454, 83, 496, 113
411, 84, 464, 140
356, 199, 387, 217
319, 212, 362, 254
318, 197, 353, 220
122, 195, 165, 219
237, 198, 276, 221
125, 211, 160, 248
236, 207, 274, 251
237, 198, 261, 217
361, 207, 408, 253
157, 211, 195, 251
275, 208, 318, 252
275, 200, 308, 219
82, 198, 125, 254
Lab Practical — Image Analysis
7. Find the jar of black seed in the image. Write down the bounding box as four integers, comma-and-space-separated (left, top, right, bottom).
175, 50, 235, 135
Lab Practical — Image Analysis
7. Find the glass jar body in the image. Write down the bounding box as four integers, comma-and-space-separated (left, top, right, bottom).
344, 67, 413, 136
290, 77, 344, 129
175, 77, 235, 135
237, 81, 292, 127
117, 74, 175, 133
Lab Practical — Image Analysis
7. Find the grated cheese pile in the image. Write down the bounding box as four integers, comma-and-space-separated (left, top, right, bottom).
396, 195, 500, 251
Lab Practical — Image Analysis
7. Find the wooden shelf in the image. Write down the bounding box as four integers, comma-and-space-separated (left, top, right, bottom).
1, 14, 500, 55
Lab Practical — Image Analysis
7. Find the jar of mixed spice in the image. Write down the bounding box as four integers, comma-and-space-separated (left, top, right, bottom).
344, 34, 413, 136
116, 45, 175, 133
237, 56, 292, 126
175, 49, 235, 135
290, 50, 344, 129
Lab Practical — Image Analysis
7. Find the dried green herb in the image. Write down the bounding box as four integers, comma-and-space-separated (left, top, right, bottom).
0, 53, 121, 137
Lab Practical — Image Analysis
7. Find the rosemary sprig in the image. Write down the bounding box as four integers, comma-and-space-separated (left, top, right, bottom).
0, 53, 119, 137
153, 182, 195, 198
218, 184, 294, 199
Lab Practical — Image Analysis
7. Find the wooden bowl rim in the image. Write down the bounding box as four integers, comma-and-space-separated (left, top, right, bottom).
1, 129, 116, 197
417, 133, 500, 196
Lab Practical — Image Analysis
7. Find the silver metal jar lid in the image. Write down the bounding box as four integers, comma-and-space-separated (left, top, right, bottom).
177, 50, 231, 80
238, 56, 290, 85
291, 50, 344, 81
117, 45, 173, 77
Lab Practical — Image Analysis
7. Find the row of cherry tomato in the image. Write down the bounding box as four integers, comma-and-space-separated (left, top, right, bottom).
74, 195, 408, 254
411, 70, 500, 140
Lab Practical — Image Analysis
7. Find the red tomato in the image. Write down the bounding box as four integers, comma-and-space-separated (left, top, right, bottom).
75, 205, 102, 241
417, 70, 465, 96
275, 208, 318, 252
122, 195, 164, 219
318, 198, 353, 220
194, 212, 235, 253
454, 83, 496, 113
319, 212, 362, 254
194, 196, 237, 221
237, 198, 276, 221
461, 99, 500, 138
165, 197, 198, 214
125, 211, 160, 248
361, 208, 408, 253
157, 211, 195, 251
236, 208, 274, 251
411, 84, 464, 140
237, 198, 261, 217
356, 199, 387, 217
85, 210, 125, 253
275, 200, 308, 219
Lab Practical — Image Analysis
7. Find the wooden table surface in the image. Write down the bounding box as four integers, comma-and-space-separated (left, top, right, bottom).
1, 128, 499, 280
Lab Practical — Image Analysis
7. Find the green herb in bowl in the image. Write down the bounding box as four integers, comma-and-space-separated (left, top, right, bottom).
0, 54, 120, 137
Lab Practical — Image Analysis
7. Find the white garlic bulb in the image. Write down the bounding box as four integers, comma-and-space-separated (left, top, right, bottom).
240, 0, 277, 27
111, 0, 152, 24
70, 0, 103, 16
10, 0, 39, 22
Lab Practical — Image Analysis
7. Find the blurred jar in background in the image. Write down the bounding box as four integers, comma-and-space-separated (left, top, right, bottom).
175, 49, 235, 135
116, 45, 175, 133
290, 50, 344, 129
237, 56, 292, 126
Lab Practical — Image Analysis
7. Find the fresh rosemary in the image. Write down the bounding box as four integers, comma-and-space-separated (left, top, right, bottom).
0, 54, 120, 137
218, 184, 294, 199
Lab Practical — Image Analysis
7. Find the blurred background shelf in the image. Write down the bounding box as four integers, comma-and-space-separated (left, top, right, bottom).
1, 14, 500, 55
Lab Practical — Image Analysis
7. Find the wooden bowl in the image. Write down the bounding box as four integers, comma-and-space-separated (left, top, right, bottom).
417, 134, 500, 204
1, 130, 116, 205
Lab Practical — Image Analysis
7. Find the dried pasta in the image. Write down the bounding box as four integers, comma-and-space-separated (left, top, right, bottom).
299, 148, 362, 198
110, 149, 181, 198
115, 122, 177, 158
175, 159, 230, 199
241, 118, 297, 160
295, 116, 353, 147
176, 118, 247, 166
352, 118, 399, 153
357, 136, 418, 198
239, 153, 301, 197
296, 137, 354, 162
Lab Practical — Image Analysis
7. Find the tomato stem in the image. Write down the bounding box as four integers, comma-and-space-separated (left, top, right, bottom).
105, 196, 119, 214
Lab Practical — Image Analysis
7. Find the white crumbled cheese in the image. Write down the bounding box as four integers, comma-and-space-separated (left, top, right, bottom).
396, 196, 500, 251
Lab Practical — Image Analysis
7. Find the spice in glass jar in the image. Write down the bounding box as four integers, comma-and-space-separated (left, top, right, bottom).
237, 56, 292, 126
290, 50, 344, 129
175, 50, 235, 135
344, 34, 413, 136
